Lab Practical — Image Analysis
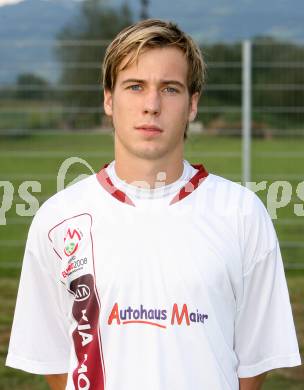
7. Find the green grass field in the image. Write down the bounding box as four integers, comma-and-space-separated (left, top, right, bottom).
0, 133, 303, 389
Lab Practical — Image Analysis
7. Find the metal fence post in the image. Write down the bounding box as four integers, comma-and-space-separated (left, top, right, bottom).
242, 40, 252, 186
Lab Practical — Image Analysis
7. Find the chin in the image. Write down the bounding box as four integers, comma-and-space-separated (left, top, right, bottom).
132, 146, 168, 160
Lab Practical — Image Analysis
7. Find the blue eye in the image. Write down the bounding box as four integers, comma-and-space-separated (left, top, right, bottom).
164, 87, 178, 93
128, 85, 142, 91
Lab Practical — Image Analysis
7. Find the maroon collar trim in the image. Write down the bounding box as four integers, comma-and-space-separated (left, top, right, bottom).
96, 163, 208, 207
96, 164, 135, 207
169, 164, 208, 205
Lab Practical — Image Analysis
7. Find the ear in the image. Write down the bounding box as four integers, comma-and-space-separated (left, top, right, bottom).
188, 92, 200, 122
104, 88, 113, 116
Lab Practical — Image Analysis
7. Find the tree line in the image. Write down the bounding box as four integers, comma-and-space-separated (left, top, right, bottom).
3, 0, 304, 133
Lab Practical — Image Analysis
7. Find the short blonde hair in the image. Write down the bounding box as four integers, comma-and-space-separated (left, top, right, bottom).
102, 19, 206, 96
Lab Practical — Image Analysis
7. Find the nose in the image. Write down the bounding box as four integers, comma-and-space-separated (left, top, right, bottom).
142, 89, 161, 116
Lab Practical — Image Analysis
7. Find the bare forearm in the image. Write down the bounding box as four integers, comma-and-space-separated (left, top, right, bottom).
239, 372, 267, 390
45, 374, 68, 390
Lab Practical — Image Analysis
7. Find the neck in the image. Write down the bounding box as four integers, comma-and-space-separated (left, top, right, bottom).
114, 153, 184, 189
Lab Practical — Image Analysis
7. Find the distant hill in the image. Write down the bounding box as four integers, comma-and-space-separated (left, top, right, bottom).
0, 0, 304, 84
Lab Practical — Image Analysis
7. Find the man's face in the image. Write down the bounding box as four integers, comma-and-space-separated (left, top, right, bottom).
104, 46, 199, 161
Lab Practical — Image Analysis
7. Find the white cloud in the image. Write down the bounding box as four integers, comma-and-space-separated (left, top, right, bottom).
0, 0, 83, 4
0, 0, 24, 6
267, 25, 302, 41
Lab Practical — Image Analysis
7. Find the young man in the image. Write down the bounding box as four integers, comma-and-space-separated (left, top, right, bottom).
6, 19, 301, 390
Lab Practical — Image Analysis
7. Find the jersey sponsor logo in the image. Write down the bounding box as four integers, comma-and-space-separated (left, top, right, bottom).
75, 284, 91, 302
70, 274, 105, 389
62, 256, 88, 279
108, 302, 208, 329
62, 262, 75, 278
64, 228, 82, 257
48, 213, 106, 388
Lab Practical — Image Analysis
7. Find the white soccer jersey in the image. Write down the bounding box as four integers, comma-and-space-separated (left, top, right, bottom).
6, 160, 301, 390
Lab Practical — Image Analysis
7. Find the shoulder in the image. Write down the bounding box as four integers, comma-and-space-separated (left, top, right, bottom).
30, 174, 98, 235
207, 172, 274, 226
203, 174, 277, 264
202, 173, 264, 216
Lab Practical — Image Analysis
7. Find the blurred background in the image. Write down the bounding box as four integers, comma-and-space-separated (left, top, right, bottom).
0, 0, 303, 388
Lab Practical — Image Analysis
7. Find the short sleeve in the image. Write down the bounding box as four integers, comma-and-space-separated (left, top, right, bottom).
235, 200, 301, 377
6, 209, 72, 374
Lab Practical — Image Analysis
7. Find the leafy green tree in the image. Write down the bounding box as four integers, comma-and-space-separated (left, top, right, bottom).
252, 37, 304, 128
16, 73, 50, 100
203, 42, 242, 105
201, 37, 304, 131
55, 0, 132, 128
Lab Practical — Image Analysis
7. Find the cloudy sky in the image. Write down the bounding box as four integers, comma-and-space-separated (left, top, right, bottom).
1, 0, 303, 42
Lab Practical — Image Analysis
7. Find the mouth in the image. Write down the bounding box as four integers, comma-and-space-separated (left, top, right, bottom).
135, 125, 163, 136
